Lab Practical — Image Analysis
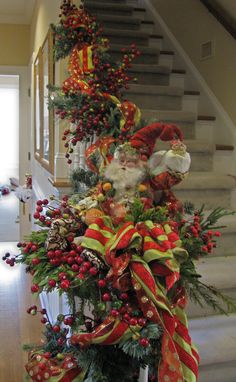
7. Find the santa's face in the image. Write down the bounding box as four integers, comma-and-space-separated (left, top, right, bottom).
105, 153, 146, 198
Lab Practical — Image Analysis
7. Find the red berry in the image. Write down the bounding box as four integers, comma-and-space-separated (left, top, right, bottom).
129, 318, 138, 326
77, 273, 85, 280
215, 231, 221, 237
89, 267, 98, 276
43, 199, 49, 205
40, 309, 47, 314
41, 317, 47, 324
120, 293, 128, 300
58, 272, 67, 280
57, 338, 65, 346
138, 318, 147, 327
33, 212, 40, 219
32, 258, 40, 266
102, 293, 111, 302
123, 313, 130, 322
31, 245, 37, 252
111, 309, 119, 317
98, 279, 106, 288
139, 337, 149, 347
37, 200, 43, 206
60, 280, 70, 289
52, 325, 60, 333
71, 264, 79, 272
48, 279, 56, 287
31, 284, 39, 293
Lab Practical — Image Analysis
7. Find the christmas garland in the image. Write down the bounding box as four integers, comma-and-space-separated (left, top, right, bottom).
3, 1, 236, 382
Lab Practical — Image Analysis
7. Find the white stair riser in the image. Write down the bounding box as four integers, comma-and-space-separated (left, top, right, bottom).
182, 94, 199, 113
198, 362, 236, 382
110, 48, 159, 64
187, 288, 236, 318
124, 92, 182, 110
214, 151, 235, 174
129, 70, 170, 86
149, 37, 163, 50
174, 189, 232, 209
104, 32, 149, 46
214, 233, 236, 256
196, 121, 215, 142
189, 315, 236, 366
169, 73, 185, 89
190, 153, 213, 171
158, 53, 174, 69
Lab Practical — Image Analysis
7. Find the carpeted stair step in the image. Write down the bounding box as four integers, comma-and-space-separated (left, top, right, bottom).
189, 314, 236, 382
96, 14, 142, 30
128, 64, 171, 85
199, 361, 236, 382
85, 1, 134, 16
141, 109, 196, 139
155, 140, 214, 171
103, 27, 150, 45
123, 84, 184, 110
187, 254, 236, 317
110, 43, 160, 64
173, 172, 235, 209
212, 214, 236, 256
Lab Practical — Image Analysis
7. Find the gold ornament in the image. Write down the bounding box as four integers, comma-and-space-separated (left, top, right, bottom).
146, 310, 154, 318
85, 208, 104, 225
141, 296, 149, 304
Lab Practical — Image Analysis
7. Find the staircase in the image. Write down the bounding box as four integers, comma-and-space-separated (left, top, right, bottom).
84, 1, 236, 381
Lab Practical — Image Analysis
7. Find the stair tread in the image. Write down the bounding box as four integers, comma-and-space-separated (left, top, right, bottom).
174, 172, 236, 190
128, 64, 171, 74
156, 139, 215, 153
96, 14, 141, 24
189, 314, 236, 366
110, 43, 160, 54
103, 27, 150, 38
85, 1, 134, 10
124, 84, 184, 96
141, 109, 196, 122
198, 360, 236, 382
196, 255, 236, 289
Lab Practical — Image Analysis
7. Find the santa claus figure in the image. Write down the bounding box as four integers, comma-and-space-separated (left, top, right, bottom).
105, 143, 148, 204
104, 122, 191, 204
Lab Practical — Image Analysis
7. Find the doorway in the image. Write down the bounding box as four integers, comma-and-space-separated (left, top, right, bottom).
0, 75, 20, 241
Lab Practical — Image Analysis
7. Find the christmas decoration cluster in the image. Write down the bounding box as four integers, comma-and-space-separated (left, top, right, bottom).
4, 1, 236, 381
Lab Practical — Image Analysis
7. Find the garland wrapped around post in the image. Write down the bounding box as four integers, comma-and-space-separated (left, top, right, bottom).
3, 1, 236, 381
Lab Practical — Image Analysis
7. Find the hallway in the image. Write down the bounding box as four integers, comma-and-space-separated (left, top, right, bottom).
0, 224, 42, 380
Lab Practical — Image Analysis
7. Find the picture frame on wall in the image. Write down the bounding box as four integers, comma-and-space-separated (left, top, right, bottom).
34, 27, 54, 174
33, 48, 42, 163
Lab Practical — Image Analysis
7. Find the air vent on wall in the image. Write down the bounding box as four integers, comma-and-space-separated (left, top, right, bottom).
200, 40, 214, 60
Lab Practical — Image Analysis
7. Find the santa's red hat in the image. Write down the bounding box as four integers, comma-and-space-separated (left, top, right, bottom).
130, 122, 183, 158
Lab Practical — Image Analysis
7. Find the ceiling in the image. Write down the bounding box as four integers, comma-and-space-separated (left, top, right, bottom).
0, 0, 35, 24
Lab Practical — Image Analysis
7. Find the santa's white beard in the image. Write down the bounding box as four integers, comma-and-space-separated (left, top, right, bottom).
105, 160, 145, 200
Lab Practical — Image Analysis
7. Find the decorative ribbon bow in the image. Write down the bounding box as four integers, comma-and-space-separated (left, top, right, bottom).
71, 217, 199, 382
25, 351, 84, 382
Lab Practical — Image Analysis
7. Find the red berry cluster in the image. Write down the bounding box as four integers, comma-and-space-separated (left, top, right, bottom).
201, 229, 221, 254
46, 246, 99, 290
2, 252, 15, 266
27, 305, 48, 324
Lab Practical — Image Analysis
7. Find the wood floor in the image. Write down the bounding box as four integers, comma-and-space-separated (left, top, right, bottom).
0, 242, 42, 382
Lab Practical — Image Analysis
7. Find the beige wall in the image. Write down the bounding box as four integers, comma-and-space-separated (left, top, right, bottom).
0, 24, 30, 66
151, 0, 236, 125
30, 0, 61, 55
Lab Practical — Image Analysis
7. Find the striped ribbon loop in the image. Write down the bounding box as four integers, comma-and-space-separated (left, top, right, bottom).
79, 216, 199, 382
